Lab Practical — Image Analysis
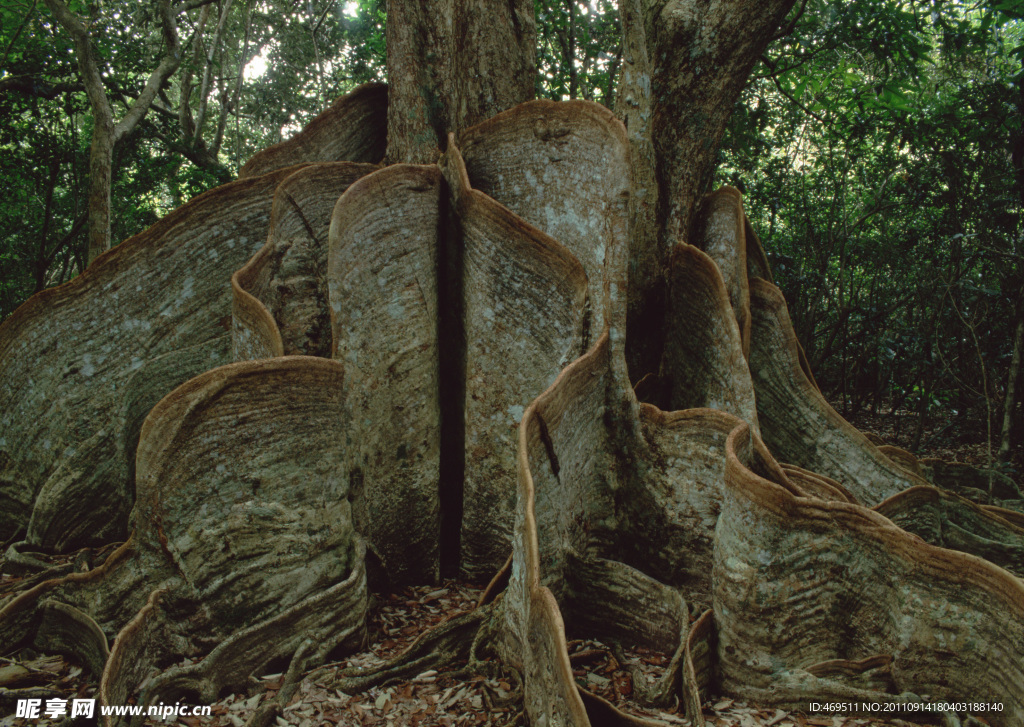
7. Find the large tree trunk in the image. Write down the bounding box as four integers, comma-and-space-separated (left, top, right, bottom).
384, 0, 536, 163
2, 2, 1023, 726
619, 0, 798, 387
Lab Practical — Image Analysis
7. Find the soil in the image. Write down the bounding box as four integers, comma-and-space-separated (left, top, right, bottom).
827, 400, 1022, 486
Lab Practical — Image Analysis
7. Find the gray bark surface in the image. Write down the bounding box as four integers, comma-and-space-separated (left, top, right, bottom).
0, 168, 299, 549
2, 9, 1024, 724
618, 0, 798, 386
384, 0, 535, 163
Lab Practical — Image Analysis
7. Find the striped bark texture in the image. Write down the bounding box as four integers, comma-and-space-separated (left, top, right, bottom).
2, 12, 1023, 726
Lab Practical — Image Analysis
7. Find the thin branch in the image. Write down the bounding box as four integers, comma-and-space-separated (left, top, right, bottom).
307, 0, 325, 105
43, 211, 88, 271
179, 2, 213, 145
174, 0, 222, 14
845, 202, 900, 237
193, 0, 235, 143
1, 0, 38, 68
841, 170, 896, 231
947, 290, 996, 496
312, 0, 334, 35
933, 284, 985, 402
751, 44, 832, 80
974, 243, 1024, 262
230, 0, 253, 166
0, 77, 83, 98
760, 54, 828, 125
771, 0, 808, 41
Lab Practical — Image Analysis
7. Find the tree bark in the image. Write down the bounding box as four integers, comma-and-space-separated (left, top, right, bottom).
178, 2, 213, 145
84, 122, 115, 265
192, 0, 235, 146
618, 0, 798, 385
384, 0, 536, 164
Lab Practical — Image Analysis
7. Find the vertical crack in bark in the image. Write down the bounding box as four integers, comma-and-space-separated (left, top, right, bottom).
282, 189, 319, 246
535, 410, 561, 478
437, 171, 468, 578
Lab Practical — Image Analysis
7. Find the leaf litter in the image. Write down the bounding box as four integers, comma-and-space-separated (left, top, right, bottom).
0, 570, 983, 727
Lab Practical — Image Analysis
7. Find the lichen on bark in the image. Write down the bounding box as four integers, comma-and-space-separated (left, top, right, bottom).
2, 5, 1024, 725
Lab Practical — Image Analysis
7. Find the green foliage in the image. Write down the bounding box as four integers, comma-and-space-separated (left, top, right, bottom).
0, 0, 387, 320
0, 1, 85, 316
236, 0, 385, 159
719, 0, 1024, 453
535, 0, 620, 104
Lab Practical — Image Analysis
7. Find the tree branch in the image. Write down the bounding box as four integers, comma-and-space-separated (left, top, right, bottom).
114, 0, 182, 143
179, 2, 213, 146
0, 76, 83, 98
771, 0, 808, 41
193, 0, 235, 144
174, 0, 222, 14
41, 0, 114, 130
43, 211, 88, 272
312, 0, 333, 35
139, 116, 231, 178
1, 0, 38, 68
760, 53, 828, 125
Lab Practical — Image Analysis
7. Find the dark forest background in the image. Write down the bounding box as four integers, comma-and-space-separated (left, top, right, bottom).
2, 0, 1022, 471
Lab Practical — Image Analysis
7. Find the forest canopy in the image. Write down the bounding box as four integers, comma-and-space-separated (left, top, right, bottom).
0, 0, 1022, 464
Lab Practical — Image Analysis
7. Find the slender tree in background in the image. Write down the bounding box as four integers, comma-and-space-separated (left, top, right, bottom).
0, 0, 387, 305
41, 0, 181, 263
1000, 54, 1024, 461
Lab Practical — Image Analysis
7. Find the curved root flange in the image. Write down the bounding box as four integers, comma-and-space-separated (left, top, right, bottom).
238, 83, 387, 179
748, 278, 926, 504
663, 243, 758, 428
2, 357, 370, 723
716, 423, 1024, 724
508, 185, 1024, 727
510, 334, 744, 726
232, 162, 379, 360
0, 167, 304, 550
693, 187, 751, 356
459, 99, 630, 341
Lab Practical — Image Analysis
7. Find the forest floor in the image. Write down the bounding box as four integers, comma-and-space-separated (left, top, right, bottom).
179, 581, 954, 727
1, 404, 1013, 727
1, 579, 962, 727
826, 400, 1022, 485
